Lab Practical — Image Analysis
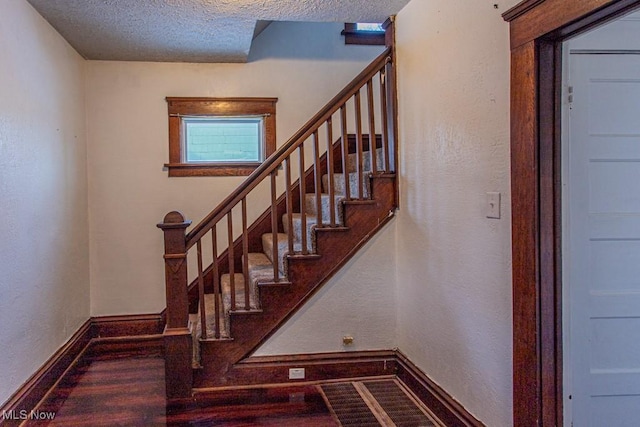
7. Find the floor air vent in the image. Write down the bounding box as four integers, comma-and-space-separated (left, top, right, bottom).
363, 379, 437, 426
320, 382, 382, 426
320, 379, 441, 427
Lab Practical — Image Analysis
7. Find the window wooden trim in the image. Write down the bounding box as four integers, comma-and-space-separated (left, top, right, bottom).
165, 97, 277, 177
342, 23, 386, 45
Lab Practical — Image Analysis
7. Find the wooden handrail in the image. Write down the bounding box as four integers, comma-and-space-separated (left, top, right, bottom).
185, 47, 393, 248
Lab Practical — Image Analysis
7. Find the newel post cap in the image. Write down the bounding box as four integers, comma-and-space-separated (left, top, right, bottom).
157, 211, 192, 230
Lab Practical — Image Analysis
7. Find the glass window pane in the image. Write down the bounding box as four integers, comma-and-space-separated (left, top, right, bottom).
356, 23, 384, 32
184, 118, 263, 163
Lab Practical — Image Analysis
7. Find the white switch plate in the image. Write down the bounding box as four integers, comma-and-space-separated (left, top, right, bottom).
486, 192, 501, 219
288, 368, 305, 380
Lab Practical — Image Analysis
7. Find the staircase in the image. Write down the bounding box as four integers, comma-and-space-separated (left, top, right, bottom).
158, 42, 398, 398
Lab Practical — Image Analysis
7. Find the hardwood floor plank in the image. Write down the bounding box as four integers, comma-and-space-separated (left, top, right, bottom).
25, 355, 337, 427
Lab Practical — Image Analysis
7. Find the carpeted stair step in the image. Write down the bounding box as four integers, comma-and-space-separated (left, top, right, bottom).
247, 252, 278, 286
194, 293, 230, 343
346, 147, 385, 174
221, 273, 259, 312
304, 193, 344, 225
282, 213, 317, 253
261, 233, 291, 277
189, 313, 201, 367
261, 233, 317, 278
322, 171, 371, 199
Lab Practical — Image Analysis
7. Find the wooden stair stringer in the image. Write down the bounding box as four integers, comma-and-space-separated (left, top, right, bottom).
194, 175, 396, 388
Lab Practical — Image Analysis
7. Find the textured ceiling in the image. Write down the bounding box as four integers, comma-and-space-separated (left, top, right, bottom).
27, 0, 410, 63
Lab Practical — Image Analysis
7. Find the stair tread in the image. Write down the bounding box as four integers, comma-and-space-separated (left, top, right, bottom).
262, 232, 317, 278
247, 252, 279, 285
221, 273, 259, 311
195, 293, 230, 342
322, 171, 371, 199
346, 147, 385, 173
304, 193, 345, 225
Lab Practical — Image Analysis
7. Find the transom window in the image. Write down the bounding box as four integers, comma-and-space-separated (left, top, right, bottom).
342, 22, 386, 45
165, 97, 277, 177
356, 23, 385, 32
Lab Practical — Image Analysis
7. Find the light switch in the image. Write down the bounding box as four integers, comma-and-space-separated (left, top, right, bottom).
486, 192, 501, 219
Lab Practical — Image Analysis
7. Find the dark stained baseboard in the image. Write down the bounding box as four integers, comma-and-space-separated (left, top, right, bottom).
92, 313, 165, 337
395, 350, 484, 427
0, 319, 94, 427
0, 314, 164, 426
2, 314, 485, 427
86, 335, 163, 359
209, 350, 399, 389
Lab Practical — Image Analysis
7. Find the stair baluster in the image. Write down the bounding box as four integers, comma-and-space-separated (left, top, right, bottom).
367, 79, 378, 175
270, 171, 279, 281
197, 240, 207, 339
285, 157, 294, 255
326, 117, 336, 227
227, 212, 236, 311
380, 68, 390, 172
313, 130, 323, 228
354, 91, 364, 199
340, 105, 351, 200
211, 225, 221, 339
241, 198, 250, 310
298, 144, 308, 255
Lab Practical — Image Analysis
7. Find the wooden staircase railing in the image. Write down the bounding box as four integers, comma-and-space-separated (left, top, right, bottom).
158, 38, 397, 398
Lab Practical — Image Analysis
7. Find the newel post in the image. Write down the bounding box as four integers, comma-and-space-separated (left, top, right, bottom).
157, 211, 193, 398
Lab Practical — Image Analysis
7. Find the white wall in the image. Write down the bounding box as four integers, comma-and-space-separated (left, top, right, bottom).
0, 0, 89, 405
255, 221, 397, 355
85, 18, 393, 355
394, 1, 517, 426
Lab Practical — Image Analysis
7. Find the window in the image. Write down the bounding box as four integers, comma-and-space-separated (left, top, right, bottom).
165, 97, 277, 177
342, 22, 386, 45
356, 23, 385, 32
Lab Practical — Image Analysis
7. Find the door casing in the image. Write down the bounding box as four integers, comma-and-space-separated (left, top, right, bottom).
503, 1, 640, 425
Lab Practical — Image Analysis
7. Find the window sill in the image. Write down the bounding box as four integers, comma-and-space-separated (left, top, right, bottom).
342, 30, 385, 46
164, 163, 261, 177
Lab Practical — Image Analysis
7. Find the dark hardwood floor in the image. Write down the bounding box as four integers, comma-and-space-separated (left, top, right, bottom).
25, 353, 338, 426
20, 350, 442, 426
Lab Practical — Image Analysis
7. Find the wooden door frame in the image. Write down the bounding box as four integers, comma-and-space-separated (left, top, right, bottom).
503, 1, 640, 425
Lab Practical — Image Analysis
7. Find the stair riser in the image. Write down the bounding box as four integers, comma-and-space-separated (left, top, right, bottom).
261, 233, 289, 277
282, 216, 315, 253
304, 194, 344, 225
346, 148, 385, 174
322, 173, 371, 199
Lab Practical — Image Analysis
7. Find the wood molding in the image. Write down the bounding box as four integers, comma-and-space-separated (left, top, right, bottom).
92, 313, 165, 337
89, 314, 165, 359
506, 0, 622, 49
196, 350, 399, 390
504, 0, 640, 425
165, 97, 278, 177
86, 335, 163, 359
0, 320, 93, 425
395, 351, 484, 427
502, 0, 546, 22
0, 314, 166, 424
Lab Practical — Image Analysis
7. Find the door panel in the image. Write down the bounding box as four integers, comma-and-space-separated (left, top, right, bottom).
566, 54, 640, 426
